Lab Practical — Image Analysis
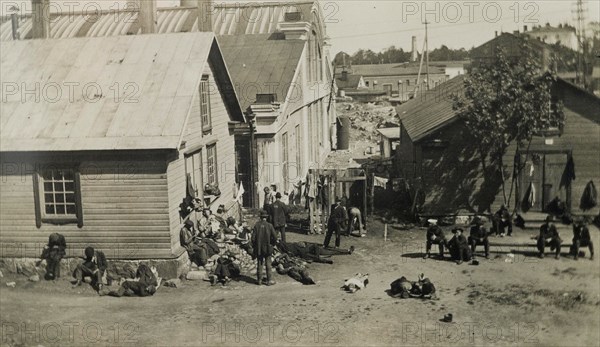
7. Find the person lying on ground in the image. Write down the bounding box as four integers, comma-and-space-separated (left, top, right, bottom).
105, 281, 157, 297
277, 240, 354, 264
39, 233, 67, 280
572, 218, 594, 260
341, 273, 369, 293
448, 228, 472, 264
72, 247, 108, 291
273, 253, 315, 285
424, 219, 447, 259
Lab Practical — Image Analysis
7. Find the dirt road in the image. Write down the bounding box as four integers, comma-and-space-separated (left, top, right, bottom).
1, 218, 599, 346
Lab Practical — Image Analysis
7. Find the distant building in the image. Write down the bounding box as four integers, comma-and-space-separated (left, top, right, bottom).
523, 23, 578, 51
377, 128, 401, 158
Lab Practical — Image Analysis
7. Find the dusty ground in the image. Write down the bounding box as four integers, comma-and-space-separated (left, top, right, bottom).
1, 217, 599, 347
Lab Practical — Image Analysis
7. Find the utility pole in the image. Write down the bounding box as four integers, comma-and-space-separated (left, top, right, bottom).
424, 21, 430, 91
573, 0, 588, 87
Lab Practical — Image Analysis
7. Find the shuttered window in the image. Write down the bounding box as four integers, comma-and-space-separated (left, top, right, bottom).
34, 167, 83, 227
200, 75, 212, 132
207, 144, 218, 185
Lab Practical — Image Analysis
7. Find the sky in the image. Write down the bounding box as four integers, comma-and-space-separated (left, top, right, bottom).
1, 0, 598, 55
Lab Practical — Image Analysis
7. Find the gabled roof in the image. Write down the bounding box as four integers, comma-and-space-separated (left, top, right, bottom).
395, 75, 465, 142
217, 34, 305, 111
377, 127, 401, 140
350, 63, 446, 77
0, 2, 317, 41
1, 32, 241, 152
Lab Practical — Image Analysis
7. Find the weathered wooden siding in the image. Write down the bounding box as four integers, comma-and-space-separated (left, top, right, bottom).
0, 152, 173, 259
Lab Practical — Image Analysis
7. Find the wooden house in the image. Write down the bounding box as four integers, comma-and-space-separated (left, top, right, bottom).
376, 128, 401, 158
0, 0, 338, 208
0, 32, 245, 265
394, 75, 600, 217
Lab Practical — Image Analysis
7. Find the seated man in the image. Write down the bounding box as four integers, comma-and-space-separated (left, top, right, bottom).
492, 205, 512, 237
347, 207, 366, 237
40, 233, 67, 280
448, 228, 471, 264
537, 215, 562, 259
572, 219, 594, 260
423, 219, 447, 259
468, 216, 491, 259
210, 255, 240, 286
105, 263, 158, 297
73, 247, 108, 291
180, 219, 208, 267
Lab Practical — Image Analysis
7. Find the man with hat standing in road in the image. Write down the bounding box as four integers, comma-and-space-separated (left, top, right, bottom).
324, 199, 348, 248
468, 216, 491, 259
270, 192, 290, 243
537, 215, 562, 259
424, 219, 447, 259
252, 210, 278, 286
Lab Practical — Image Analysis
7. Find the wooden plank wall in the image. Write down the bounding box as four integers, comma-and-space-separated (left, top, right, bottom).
0, 152, 173, 259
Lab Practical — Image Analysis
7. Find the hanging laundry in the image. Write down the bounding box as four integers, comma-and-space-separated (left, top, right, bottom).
580, 180, 597, 211
373, 176, 389, 189
236, 182, 245, 204
529, 162, 535, 177
306, 171, 317, 199
565, 156, 576, 181
523, 181, 535, 211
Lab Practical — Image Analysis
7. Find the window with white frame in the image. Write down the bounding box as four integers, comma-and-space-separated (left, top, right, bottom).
200, 75, 212, 132
36, 167, 82, 226
207, 144, 218, 186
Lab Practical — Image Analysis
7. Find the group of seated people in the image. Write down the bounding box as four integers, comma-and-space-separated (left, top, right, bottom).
423, 213, 595, 263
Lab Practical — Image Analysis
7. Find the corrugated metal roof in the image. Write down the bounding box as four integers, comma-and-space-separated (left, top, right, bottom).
217, 34, 305, 111
350, 63, 446, 77
0, 2, 316, 41
395, 75, 465, 142
377, 127, 401, 139
1, 32, 215, 152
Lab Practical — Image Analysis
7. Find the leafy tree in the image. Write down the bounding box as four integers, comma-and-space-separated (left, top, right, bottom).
452, 43, 565, 209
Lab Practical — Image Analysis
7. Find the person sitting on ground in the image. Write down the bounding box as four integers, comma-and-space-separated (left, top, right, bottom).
448, 228, 471, 264
252, 210, 278, 286
536, 215, 562, 259
180, 219, 208, 267
347, 206, 366, 237
571, 218, 594, 260
73, 247, 108, 291
493, 205, 513, 237
197, 208, 215, 237
39, 233, 67, 280
468, 216, 491, 259
423, 219, 447, 259
209, 254, 241, 286
105, 264, 158, 297
277, 240, 354, 264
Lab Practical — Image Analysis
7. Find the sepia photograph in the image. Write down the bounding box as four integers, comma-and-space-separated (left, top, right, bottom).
0, 0, 599, 346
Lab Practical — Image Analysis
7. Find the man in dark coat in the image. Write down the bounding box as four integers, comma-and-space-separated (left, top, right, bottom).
40, 233, 67, 280
252, 210, 278, 286
270, 192, 290, 243
572, 219, 594, 260
493, 205, 513, 236
73, 247, 108, 291
180, 219, 209, 266
537, 215, 562, 259
468, 216, 491, 259
324, 199, 348, 248
448, 228, 471, 264
424, 219, 447, 259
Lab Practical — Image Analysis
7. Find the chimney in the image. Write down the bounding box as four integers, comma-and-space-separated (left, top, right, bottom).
11, 13, 19, 40
197, 0, 213, 32
411, 36, 418, 62
31, 0, 50, 39
495, 31, 498, 37
341, 70, 348, 81
138, 0, 157, 34
523, 25, 528, 32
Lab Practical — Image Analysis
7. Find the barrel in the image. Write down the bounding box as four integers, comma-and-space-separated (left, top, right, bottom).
337, 116, 350, 150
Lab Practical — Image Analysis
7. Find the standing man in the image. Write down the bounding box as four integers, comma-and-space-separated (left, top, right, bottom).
263, 186, 275, 211
73, 247, 108, 291
468, 216, 490, 259
252, 210, 278, 286
537, 215, 562, 259
270, 192, 290, 243
572, 219, 594, 260
423, 219, 447, 259
324, 199, 348, 249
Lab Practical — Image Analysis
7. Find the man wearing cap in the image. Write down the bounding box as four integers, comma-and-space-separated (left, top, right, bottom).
572, 219, 594, 260
424, 219, 447, 259
468, 216, 491, 259
270, 192, 290, 243
537, 215, 562, 259
180, 219, 208, 266
493, 205, 512, 237
448, 228, 471, 264
324, 199, 348, 248
252, 210, 278, 286
198, 207, 217, 238
73, 247, 108, 291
